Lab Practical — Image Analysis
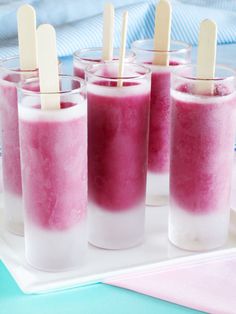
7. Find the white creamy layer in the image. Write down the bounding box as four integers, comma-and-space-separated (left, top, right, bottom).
169, 202, 230, 251
19, 95, 87, 122
25, 218, 87, 271
88, 201, 145, 250
146, 172, 169, 206
171, 87, 236, 105
87, 80, 151, 98
4, 192, 24, 236
146, 61, 184, 73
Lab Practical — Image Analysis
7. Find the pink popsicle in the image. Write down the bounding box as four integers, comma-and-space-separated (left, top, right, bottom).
19, 102, 87, 230
148, 61, 179, 173
88, 82, 150, 212
170, 85, 236, 214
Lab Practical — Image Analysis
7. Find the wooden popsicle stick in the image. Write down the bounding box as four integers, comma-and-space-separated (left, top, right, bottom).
102, 3, 115, 61
153, 0, 172, 66
196, 19, 217, 95
117, 11, 128, 88
37, 24, 60, 110
17, 4, 37, 70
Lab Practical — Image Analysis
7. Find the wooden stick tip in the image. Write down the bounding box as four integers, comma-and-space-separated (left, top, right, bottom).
37, 24, 56, 37
105, 3, 114, 9
200, 19, 217, 32
158, 0, 171, 8
17, 4, 35, 17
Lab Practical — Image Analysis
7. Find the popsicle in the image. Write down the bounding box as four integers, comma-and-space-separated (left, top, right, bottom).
0, 4, 37, 235
73, 3, 115, 79
19, 24, 87, 271
87, 12, 151, 249
169, 20, 236, 251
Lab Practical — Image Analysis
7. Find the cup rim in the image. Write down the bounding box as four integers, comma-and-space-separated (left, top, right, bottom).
131, 39, 191, 54
85, 61, 151, 81
172, 64, 236, 82
18, 74, 86, 96
0, 55, 38, 74
73, 47, 136, 63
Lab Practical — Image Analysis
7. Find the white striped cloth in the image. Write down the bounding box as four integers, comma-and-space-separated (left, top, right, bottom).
0, 0, 235, 58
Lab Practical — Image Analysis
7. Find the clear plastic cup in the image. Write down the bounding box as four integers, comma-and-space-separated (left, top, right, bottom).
73, 48, 135, 79
132, 40, 191, 206
86, 62, 151, 249
0, 56, 39, 235
169, 65, 236, 251
18, 75, 87, 271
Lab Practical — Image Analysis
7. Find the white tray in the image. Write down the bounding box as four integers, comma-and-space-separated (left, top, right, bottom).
1, 204, 236, 294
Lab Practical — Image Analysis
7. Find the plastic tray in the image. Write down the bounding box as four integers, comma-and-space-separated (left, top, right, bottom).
1, 203, 236, 294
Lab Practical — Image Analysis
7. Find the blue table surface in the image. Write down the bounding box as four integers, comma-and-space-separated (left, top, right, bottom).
3, 45, 235, 313
0, 261, 203, 314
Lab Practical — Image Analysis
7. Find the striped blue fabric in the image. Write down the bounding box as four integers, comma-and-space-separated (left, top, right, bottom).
176, 0, 236, 11
0, 0, 235, 58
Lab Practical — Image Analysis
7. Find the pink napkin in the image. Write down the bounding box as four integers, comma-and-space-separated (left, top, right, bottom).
105, 250, 236, 314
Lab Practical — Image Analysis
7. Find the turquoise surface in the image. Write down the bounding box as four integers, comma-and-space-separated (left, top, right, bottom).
0, 261, 203, 314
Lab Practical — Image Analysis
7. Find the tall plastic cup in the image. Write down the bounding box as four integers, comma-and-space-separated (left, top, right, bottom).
0, 56, 38, 235
132, 40, 191, 206
18, 75, 87, 271
169, 65, 236, 251
86, 62, 151, 249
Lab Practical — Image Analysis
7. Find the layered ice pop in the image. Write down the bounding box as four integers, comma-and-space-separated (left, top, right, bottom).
86, 62, 151, 249
169, 66, 236, 250
0, 57, 38, 235
132, 40, 191, 205
19, 75, 87, 271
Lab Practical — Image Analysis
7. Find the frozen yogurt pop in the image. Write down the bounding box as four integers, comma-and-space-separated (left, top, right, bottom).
86, 12, 151, 249
169, 20, 236, 251
132, 0, 191, 206
0, 4, 37, 235
19, 24, 87, 271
